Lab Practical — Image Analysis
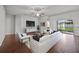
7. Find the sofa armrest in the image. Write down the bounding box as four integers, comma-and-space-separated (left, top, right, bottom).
30, 37, 42, 52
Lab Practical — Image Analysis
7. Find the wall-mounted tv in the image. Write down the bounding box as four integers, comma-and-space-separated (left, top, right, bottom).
26, 21, 35, 27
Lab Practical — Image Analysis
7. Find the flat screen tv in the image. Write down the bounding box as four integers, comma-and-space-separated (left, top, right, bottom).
26, 21, 35, 27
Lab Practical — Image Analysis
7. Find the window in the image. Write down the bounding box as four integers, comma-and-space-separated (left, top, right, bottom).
57, 20, 73, 32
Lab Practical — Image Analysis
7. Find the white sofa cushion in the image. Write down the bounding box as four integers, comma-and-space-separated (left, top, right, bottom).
18, 33, 27, 39
39, 35, 50, 42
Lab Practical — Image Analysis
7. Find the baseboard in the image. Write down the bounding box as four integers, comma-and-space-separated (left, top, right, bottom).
5, 34, 15, 36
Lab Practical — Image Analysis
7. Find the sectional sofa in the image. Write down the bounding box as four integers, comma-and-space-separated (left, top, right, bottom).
30, 31, 63, 53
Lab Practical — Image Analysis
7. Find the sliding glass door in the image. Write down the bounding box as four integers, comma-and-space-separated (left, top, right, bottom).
57, 20, 73, 33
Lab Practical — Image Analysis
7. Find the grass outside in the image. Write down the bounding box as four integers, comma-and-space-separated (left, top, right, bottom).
58, 27, 73, 32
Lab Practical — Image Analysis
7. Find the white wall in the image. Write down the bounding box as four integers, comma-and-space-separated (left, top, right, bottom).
15, 15, 22, 33
15, 15, 38, 33
39, 16, 48, 32
22, 15, 39, 32
49, 11, 79, 36
5, 14, 15, 34
0, 6, 5, 46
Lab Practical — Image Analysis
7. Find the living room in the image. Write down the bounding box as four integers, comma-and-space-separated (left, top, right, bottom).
0, 5, 79, 53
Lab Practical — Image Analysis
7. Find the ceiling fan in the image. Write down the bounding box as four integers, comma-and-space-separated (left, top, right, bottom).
31, 7, 45, 17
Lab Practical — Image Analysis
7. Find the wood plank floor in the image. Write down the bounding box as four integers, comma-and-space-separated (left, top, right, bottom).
0, 33, 79, 53
48, 34, 79, 53
0, 34, 32, 53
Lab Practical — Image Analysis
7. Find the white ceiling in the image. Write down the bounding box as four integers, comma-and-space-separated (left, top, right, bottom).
4, 5, 79, 16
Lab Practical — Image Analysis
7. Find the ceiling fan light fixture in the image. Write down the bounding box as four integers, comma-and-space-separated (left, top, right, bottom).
36, 13, 40, 16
